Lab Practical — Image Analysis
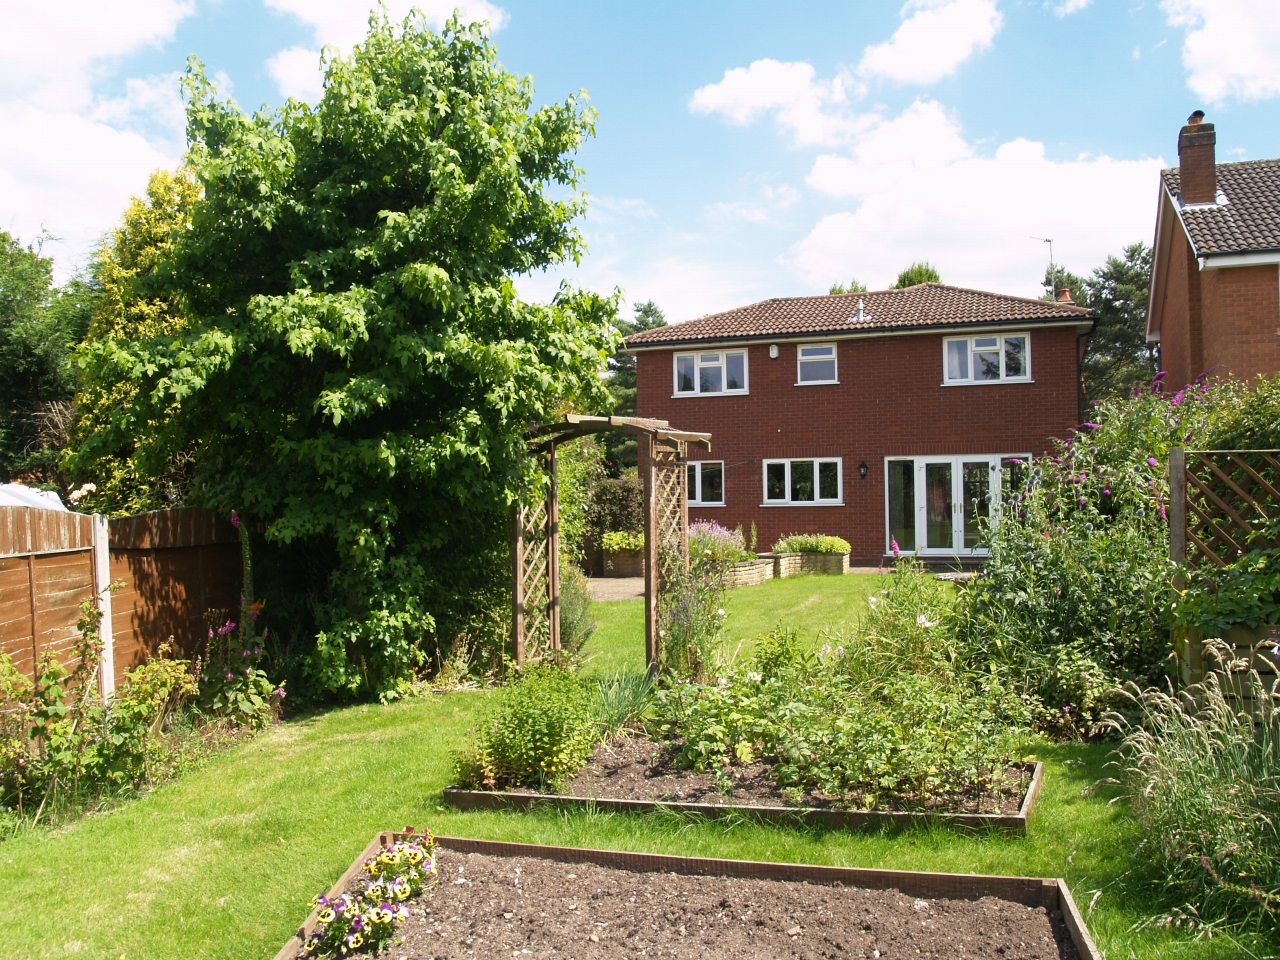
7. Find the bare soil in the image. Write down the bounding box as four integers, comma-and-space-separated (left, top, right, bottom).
536, 738, 1029, 815
392, 849, 1079, 959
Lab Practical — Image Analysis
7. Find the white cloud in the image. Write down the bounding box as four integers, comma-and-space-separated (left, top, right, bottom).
705, 183, 802, 224
267, 47, 327, 103
0, 0, 194, 109
0, 102, 175, 266
1052, 0, 1092, 16
0, 1, 196, 276
690, 59, 872, 147
263, 0, 508, 100
857, 0, 1003, 85
1162, 1, 1280, 102
792, 99, 1164, 297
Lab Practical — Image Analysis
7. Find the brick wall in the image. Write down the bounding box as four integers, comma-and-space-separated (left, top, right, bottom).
1156, 224, 1198, 389
1201, 263, 1280, 384
636, 327, 1082, 565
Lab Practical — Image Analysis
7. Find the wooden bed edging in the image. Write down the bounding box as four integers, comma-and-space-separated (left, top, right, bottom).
441, 760, 1043, 837
273, 828, 1099, 960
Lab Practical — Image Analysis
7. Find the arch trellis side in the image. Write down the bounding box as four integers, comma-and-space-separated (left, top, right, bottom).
513, 415, 711, 673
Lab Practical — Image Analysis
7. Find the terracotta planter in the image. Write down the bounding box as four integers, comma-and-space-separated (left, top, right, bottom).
603, 548, 644, 577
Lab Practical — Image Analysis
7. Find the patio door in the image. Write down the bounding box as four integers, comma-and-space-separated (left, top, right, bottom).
885, 455, 1013, 555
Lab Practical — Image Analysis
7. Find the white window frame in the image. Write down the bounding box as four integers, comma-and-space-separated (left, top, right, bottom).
795, 342, 838, 385
687, 460, 725, 506
941, 332, 1032, 385
882, 454, 1032, 557
761, 458, 843, 506
672, 350, 749, 396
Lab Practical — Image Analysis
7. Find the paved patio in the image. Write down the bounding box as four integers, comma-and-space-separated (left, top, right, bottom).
587, 576, 645, 601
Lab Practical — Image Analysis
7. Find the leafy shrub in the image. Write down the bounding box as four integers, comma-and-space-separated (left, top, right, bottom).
592, 671, 654, 740
1111, 639, 1280, 940
559, 565, 598, 656
302, 831, 438, 957
601, 530, 644, 552
658, 546, 732, 680
772, 533, 850, 554
689, 520, 753, 563
588, 477, 643, 545
200, 612, 283, 728
454, 665, 598, 789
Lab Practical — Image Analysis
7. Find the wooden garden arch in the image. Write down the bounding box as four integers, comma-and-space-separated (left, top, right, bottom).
513, 415, 711, 673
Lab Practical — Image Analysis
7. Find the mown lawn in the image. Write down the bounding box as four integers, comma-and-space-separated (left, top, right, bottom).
0, 575, 1240, 960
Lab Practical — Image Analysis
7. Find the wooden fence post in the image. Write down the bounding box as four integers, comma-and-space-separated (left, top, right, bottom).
641, 434, 659, 675
1168, 447, 1201, 684
92, 514, 115, 698
27, 553, 38, 681
547, 445, 561, 653
512, 505, 525, 667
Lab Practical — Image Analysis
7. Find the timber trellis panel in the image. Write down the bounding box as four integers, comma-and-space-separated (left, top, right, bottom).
1170, 448, 1280, 691
514, 416, 709, 673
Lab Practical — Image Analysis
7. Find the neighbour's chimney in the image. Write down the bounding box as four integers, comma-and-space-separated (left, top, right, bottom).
1056, 288, 1073, 303
1178, 110, 1217, 204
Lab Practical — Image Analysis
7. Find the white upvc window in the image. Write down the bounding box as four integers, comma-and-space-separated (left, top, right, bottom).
943, 332, 1030, 384
796, 343, 837, 384
674, 350, 748, 395
687, 461, 725, 505
883, 454, 1031, 557
763, 458, 842, 505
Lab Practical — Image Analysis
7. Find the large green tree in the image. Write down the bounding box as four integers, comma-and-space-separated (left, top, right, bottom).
0, 232, 95, 485
601, 299, 665, 473
75, 15, 618, 698
1040, 243, 1154, 403
892, 261, 941, 288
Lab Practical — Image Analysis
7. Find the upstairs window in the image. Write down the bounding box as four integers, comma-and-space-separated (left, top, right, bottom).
687, 461, 725, 505
943, 333, 1030, 384
674, 350, 748, 395
763, 458, 842, 504
796, 343, 837, 384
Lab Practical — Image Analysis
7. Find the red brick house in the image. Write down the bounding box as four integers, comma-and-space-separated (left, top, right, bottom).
627, 284, 1093, 566
1146, 113, 1280, 387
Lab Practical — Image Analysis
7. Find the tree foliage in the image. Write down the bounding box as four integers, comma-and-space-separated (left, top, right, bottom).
67, 169, 202, 514
892, 262, 941, 288
828, 278, 867, 295
73, 14, 618, 698
1041, 243, 1155, 404
0, 232, 95, 486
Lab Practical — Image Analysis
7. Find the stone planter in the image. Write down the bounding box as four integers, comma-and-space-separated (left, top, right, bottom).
801, 551, 850, 575
603, 548, 644, 577
729, 557, 773, 587
765, 551, 849, 577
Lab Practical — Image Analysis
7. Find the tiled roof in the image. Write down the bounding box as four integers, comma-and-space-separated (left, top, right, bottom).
626, 283, 1092, 347
1162, 159, 1280, 257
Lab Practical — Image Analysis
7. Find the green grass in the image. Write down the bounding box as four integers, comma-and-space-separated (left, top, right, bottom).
0, 575, 1246, 959
0, 695, 1243, 960
581, 572, 894, 676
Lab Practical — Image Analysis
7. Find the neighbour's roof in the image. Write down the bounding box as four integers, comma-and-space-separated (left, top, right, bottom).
625, 282, 1092, 348
1162, 159, 1280, 257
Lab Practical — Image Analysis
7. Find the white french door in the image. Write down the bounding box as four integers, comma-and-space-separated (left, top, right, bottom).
885, 455, 1029, 557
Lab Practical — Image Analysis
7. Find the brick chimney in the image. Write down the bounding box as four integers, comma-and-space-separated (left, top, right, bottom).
1178, 110, 1217, 204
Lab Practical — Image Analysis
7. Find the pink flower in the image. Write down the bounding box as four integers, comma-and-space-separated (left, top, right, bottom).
1147, 457, 1158, 468
890, 538, 900, 558
226, 672, 234, 680
230, 511, 240, 529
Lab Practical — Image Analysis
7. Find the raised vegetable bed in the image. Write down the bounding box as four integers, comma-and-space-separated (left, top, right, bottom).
444, 738, 1044, 836
765, 550, 850, 577
276, 833, 1098, 959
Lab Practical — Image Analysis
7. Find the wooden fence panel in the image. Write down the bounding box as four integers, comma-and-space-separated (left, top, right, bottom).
0, 556, 36, 680
108, 506, 242, 685
32, 551, 95, 671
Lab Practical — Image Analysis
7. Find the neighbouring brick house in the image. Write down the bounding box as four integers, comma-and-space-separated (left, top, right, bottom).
1146, 112, 1280, 388
627, 284, 1093, 566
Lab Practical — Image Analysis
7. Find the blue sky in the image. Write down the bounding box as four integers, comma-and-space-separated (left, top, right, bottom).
3, 1, 1279, 322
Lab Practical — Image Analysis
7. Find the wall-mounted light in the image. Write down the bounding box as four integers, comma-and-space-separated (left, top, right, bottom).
859, 461, 868, 479
768, 344, 778, 359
